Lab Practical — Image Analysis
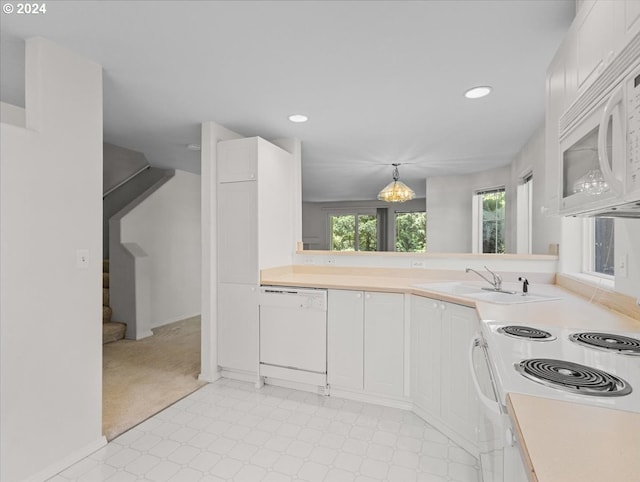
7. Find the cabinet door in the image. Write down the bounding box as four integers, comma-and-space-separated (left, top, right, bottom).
327, 289, 364, 390
576, 0, 617, 93
410, 296, 442, 416
545, 48, 566, 216
218, 137, 258, 183
623, 0, 640, 46
440, 302, 480, 445
364, 292, 404, 397
218, 282, 258, 372
217, 181, 258, 284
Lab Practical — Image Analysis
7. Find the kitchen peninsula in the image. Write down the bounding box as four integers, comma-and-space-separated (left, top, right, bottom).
259, 259, 640, 482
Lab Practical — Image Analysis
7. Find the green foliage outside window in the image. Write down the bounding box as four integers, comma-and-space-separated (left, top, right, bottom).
395, 212, 426, 252
330, 214, 377, 251
357, 215, 377, 251
482, 191, 505, 254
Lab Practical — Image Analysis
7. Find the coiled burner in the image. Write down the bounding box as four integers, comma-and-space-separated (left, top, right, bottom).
515, 358, 632, 396
569, 332, 640, 356
497, 325, 556, 341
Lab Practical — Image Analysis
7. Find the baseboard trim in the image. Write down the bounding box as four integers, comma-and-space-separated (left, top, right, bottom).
328, 387, 412, 411
25, 435, 107, 482
219, 368, 257, 383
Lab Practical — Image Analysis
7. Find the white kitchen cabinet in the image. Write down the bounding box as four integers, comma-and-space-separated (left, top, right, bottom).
327, 289, 364, 390
410, 296, 441, 417
410, 295, 479, 449
575, 0, 618, 94
218, 282, 258, 372
216, 137, 295, 373
364, 292, 404, 397
217, 137, 258, 182
218, 181, 258, 284
572, 0, 640, 96
545, 18, 580, 215
327, 290, 404, 397
440, 301, 480, 445
622, 0, 640, 47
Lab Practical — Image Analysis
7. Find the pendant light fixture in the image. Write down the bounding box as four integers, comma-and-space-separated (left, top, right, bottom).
377, 163, 415, 203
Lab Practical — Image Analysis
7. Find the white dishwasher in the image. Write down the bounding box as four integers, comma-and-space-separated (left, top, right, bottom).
259, 286, 327, 388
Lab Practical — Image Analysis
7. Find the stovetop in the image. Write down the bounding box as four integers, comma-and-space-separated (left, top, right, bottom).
481, 321, 640, 413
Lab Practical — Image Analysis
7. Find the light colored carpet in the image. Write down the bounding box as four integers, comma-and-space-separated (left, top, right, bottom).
102, 316, 206, 441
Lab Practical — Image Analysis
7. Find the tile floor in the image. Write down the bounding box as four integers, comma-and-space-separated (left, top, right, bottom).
50, 378, 479, 482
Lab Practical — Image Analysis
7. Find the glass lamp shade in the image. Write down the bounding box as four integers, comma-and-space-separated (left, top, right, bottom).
377, 180, 415, 202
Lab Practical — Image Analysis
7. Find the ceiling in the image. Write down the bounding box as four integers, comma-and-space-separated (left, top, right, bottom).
0, 0, 575, 202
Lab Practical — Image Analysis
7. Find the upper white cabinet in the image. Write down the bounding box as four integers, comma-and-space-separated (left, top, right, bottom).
410, 295, 480, 451
574, 0, 640, 95
217, 137, 295, 284
575, 0, 618, 93
218, 137, 258, 182
217, 137, 295, 373
622, 0, 640, 47
544, 33, 578, 215
327, 289, 404, 398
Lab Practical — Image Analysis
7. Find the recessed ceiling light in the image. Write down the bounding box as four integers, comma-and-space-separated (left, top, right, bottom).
288, 114, 308, 123
464, 86, 492, 99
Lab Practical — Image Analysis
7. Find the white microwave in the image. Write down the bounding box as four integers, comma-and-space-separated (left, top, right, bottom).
558, 60, 640, 217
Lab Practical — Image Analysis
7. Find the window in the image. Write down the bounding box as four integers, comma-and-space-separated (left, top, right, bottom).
586, 218, 615, 276
395, 212, 426, 252
330, 213, 377, 251
473, 188, 506, 254
516, 174, 533, 254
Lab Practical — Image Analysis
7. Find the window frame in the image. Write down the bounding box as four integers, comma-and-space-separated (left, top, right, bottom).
472, 186, 506, 254
581, 217, 615, 280
516, 173, 533, 254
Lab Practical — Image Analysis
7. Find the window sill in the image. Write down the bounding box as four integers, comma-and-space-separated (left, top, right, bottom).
562, 272, 615, 291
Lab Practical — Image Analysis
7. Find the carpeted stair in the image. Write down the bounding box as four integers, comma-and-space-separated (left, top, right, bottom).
103, 259, 127, 344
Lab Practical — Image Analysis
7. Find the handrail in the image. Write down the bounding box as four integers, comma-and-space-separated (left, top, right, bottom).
103, 165, 150, 199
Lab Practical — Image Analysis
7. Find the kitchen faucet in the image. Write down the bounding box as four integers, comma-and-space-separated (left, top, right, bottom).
465, 266, 515, 293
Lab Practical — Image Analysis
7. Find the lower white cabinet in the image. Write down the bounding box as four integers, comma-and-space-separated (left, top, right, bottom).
327, 290, 364, 390
411, 295, 479, 448
410, 296, 442, 416
327, 290, 404, 397
218, 282, 258, 373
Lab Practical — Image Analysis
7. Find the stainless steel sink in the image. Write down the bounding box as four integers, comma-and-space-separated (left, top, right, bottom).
412, 281, 561, 304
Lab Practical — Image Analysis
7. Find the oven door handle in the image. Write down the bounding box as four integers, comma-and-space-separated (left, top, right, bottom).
469, 335, 501, 416
597, 83, 624, 195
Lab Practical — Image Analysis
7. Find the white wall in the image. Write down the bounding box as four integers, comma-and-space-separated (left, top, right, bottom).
508, 123, 563, 255
426, 166, 510, 253
118, 170, 202, 328
200, 121, 242, 382
615, 220, 640, 300
0, 38, 105, 482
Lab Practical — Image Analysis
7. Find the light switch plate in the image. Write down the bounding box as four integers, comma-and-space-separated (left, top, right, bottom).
617, 253, 628, 278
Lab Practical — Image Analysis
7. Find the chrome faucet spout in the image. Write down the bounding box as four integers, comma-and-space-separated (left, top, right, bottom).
483, 265, 503, 291
465, 266, 503, 291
